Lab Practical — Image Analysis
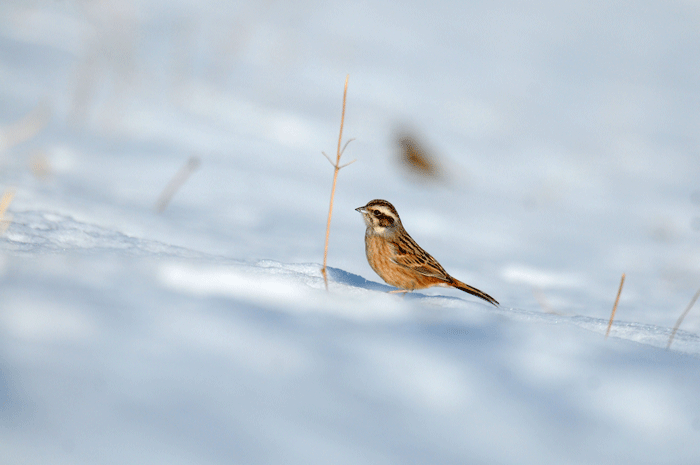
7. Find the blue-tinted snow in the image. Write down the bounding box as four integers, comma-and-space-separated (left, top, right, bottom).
2, 1, 700, 463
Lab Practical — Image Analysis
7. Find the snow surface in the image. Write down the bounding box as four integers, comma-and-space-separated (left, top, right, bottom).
2, 1, 700, 463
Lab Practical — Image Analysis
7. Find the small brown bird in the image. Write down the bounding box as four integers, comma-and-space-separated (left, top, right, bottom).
356, 199, 498, 306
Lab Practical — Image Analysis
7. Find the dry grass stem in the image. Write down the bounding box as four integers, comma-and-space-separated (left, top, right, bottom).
605, 273, 626, 339
0, 189, 16, 234
321, 75, 353, 290
155, 156, 201, 213
667, 288, 700, 350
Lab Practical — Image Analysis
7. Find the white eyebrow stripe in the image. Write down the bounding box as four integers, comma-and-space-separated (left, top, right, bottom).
373, 206, 394, 217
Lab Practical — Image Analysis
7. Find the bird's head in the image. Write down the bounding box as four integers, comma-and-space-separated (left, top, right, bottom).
355, 199, 402, 235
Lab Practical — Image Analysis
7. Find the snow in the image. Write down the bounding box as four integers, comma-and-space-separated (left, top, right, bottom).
2, 1, 700, 463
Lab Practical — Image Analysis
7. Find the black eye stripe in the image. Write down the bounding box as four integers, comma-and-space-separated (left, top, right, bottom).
373, 211, 395, 226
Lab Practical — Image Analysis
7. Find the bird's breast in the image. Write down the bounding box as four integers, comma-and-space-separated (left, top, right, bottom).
363, 232, 443, 290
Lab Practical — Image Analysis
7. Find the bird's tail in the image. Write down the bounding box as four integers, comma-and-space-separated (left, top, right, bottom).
449, 277, 499, 306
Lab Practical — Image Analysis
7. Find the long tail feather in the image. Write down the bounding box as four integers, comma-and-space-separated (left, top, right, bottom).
449, 277, 499, 306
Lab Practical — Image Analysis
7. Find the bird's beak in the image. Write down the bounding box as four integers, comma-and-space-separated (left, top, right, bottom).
355, 206, 366, 213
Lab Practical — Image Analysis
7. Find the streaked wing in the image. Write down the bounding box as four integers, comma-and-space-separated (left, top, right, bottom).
389, 232, 450, 280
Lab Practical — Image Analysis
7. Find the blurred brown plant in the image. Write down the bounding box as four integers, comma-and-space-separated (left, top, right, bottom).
29, 151, 52, 180
533, 288, 554, 314
396, 132, 443, 182
155, 156, 201, 213
0, 102, 51, 153
70, 0, 139, 125
0, 189, 16, 235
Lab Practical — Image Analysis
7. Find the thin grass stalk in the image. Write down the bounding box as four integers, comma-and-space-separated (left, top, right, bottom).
667, 288, 700, 349
605, 273, 626, 339
321, 75, 350, 290
155, 156, 200, 213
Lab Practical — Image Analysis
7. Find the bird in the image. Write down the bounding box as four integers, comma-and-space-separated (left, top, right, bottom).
355, 199, 498, 306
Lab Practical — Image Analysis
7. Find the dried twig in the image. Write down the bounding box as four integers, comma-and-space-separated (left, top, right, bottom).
667, 288, 700, 350
605, 273, 626, 339
155, 156, 201, 213
321, 75, 353, 290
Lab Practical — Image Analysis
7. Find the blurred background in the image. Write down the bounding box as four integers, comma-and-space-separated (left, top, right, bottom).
1, 0, 700, 342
